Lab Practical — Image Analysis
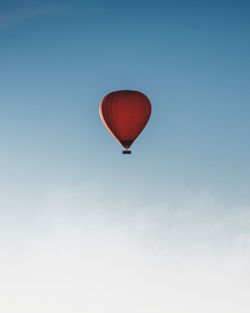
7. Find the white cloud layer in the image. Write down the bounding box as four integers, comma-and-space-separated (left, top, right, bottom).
0, 184, 250, 313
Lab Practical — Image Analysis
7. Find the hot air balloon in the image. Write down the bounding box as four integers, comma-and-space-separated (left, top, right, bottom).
99, 90, 151, 154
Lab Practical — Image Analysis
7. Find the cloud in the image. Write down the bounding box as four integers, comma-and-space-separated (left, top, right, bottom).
0, 183, 250, 313
0, 4, 66, 29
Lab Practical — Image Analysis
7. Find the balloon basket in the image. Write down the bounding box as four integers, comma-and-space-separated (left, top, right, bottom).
122, 150, 131, 154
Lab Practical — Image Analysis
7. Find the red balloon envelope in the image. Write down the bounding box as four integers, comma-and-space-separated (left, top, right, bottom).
99, 90, 151, 153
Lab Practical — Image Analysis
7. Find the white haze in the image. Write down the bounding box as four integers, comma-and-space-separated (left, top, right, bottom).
0, 184, 250, 313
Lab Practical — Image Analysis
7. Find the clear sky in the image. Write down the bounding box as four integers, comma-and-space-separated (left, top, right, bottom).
0, 1, 250, 312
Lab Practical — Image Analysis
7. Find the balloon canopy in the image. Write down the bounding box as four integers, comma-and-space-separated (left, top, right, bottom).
99, 90, 151, 153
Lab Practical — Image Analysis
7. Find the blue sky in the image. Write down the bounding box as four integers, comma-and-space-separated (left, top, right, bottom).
0, 1, 250, 312
1, 0, 249, 200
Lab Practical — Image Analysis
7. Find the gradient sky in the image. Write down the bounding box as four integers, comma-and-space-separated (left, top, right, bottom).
0, 1, 250, 312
